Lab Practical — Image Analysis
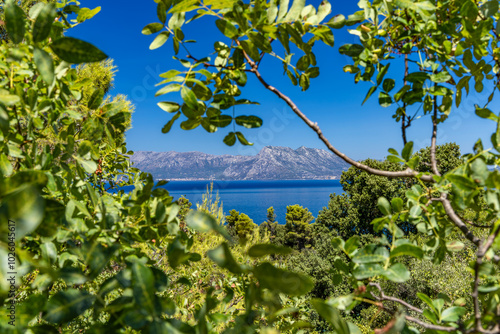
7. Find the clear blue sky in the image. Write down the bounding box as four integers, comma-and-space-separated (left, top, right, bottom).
68, 0, 494, 160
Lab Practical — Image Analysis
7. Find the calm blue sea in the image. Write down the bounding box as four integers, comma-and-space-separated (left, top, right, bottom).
164, 180, 344, 224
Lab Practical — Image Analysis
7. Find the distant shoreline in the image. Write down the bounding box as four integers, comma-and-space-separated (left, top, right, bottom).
158, 178, 340, 181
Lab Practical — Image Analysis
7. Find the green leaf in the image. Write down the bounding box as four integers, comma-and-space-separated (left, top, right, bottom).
157, 2, 167, 24
50, 37, 108, 64
88, 88, 104, 110
150, 31, 170, 50
475, 107, 498, 121
208, 243, 243, 274
353, 263, 383, 279
158, 102, 180, 113
43, 289, 96, 324
223, 132, 237, 146
248, 244, 292, 257
249, 32, 272, 53
391, 197, 403, 212
390, 244, 423, 259
75, 156, 97, 173
186, 210, 232, 241
377, 197, 391, 216
0, 184, 45, 241
169, 0, 199, 13
180, 86, 199, 111
376, 63, 390, 86
344, 235, 360, 255
156, 83, 181, 97
216, 19, 238, 39
383, 78, 395, 92
253, 262, 314, 295
441, 306, 466, 322
5, 2, 26, 44
447, 174, 477, 191
162, 111, 181, 133
205, 0, 238, 10
378, 91, 392, 107
446, 240, 465, 252
362, 86, 376, 105
352, 254, 387, 264
0, 90, 21, 107
76, 7, 101, 23
236, 131, 253, 145
34, 48, 55, 86
131, 260, 157, 315
33, 3, 57, 43
284, 0, 306, 22
382, 263, 410, 282
0, 154, 13, 177
417, 292, 438, 313
210, 115, 233, 128
240, 40, 260, 61
142, 22, 164, 35
430, 71, 451, 83
326, 14, 345, 29
311, 299, 350, 334
235, 115, 263, 128
401, 141, 413, 161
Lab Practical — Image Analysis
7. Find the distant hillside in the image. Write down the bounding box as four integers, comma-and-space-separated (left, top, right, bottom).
130, 146, 351, 180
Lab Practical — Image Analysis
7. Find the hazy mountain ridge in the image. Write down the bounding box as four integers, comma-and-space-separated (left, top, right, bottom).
130, 146, 351, 180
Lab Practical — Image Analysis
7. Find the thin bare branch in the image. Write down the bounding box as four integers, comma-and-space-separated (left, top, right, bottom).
438, 194, 481, 245
235, 42, 436, 183
430, 84, 440, 176
369, 282, 423, 314
405, 315, 458, 332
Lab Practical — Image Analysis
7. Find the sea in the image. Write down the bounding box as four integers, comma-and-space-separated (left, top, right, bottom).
163, 180, 344, 224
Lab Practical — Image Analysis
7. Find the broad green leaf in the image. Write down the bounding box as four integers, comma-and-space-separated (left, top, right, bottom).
156, 83, 181, 96
236, 131, 253, 145
74, 156, 97, 173
208, 243, 243, 274
315, 0, 331, 23
401, 141, 413, 161
441, 306, 466, 322
277, 0, 290, 22
186, 210, 232, 241
169, 0, 199, 13
378, 91, 392, 107
142, 22, 164, 35
29, 2, 46, 19
88, 88, 104, 110
352, 254, 387, 264
43, 289, 96, 323
353, 263, 383, 279
34, 48, 55, 85
234, 116, 263, 128
181, 86, 198, 111
76, 7, 101, 23
0, 154, 13, 177
223, 132, 237, 146
284, 0, 306, 22
33, 3, 57, 42
240, 40, 260, 61
158, 101, 180, 113
205, 0, 238, 10
383, 78, 395, 92
0, 92, 20, 106
131, 261, 157, 315
446, 240, 465, 252
51, 37, 108, 64
248, 32, 272, 52
267, 0, 279, 23
248, 244, 292, 257
5, 2, 26, 44
162, 111, 181, 133
376, 63, 390, 86
210, 115, 233, 127
150, 31, 170, 50
326, 14, 345, 29
311, 300, 350, 334
475, 107, 498, 121
447, 174, 477, 191
377, 197, 391, 216
157, 2, 167, 24
253, 262, 313, 295
430, 71, 451, 83
0, 185, 45, 241
391, 197, 403, 212
382, 263, 410, 282
418, 292, 438, 313
344, 235, 360, 255
390, 244, 423, 259
216, 19, 238, 39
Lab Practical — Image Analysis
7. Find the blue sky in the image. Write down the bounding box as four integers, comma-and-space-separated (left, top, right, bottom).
68, 0, 495, 160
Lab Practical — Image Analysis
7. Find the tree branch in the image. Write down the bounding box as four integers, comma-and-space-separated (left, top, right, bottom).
438, 194, 480, 245
369, 282, 423, 314
430, 84, 440, 176
235, 41, 435, 183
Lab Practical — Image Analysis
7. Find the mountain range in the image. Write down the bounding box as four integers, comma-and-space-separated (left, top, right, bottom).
130, 146, 351, 180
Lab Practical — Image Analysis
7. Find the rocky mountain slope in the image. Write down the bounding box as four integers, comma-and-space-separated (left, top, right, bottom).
130, 146, 351, 180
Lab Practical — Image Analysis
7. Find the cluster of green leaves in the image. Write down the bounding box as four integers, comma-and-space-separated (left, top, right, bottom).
145, 0, 339, 146
0, 1, 322, 333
